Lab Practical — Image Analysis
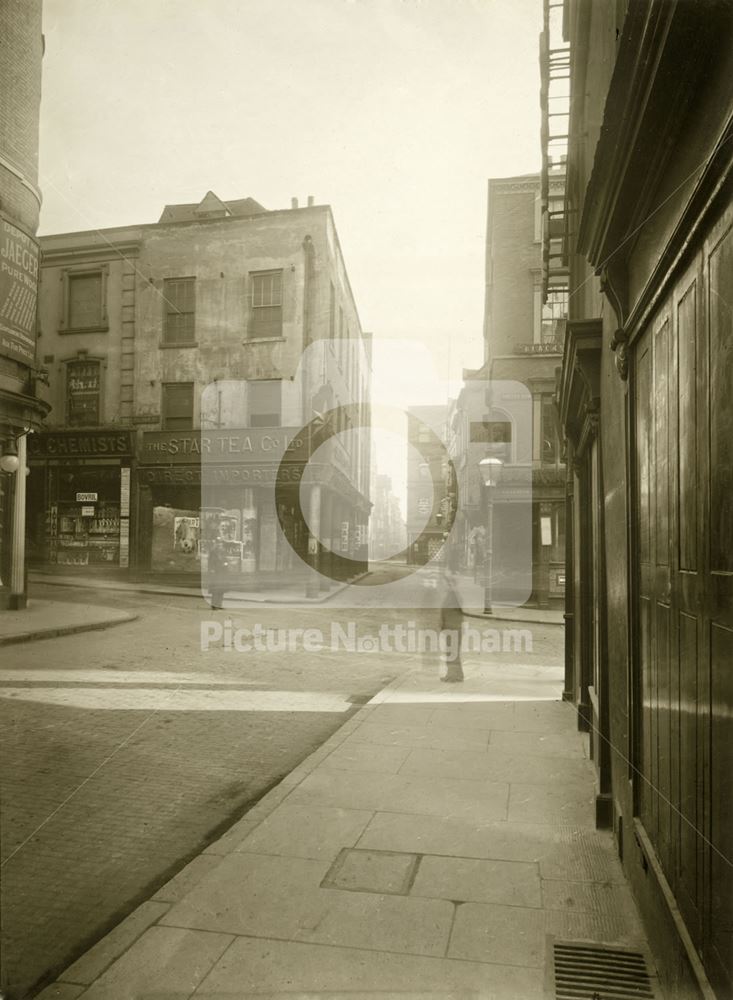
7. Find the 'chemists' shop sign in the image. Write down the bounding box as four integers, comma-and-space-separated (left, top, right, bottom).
0, 215, 40, 365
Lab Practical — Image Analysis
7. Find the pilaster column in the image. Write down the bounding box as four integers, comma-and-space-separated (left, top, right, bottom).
10, 434, 27, 609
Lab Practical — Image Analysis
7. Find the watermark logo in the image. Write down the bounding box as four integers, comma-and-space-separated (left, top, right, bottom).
198, 343, 533, 609
201, 620, 533, 659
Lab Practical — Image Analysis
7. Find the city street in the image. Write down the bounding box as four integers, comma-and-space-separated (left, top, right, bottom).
0, 569, 563, 997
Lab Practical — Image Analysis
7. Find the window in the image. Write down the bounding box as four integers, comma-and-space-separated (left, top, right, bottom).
541, 287, 568, 344
541, 394, 561, 465
248, 380, 281, 427
162, 383, 194, 430
67, 360, 100, 426
61, 268, 108, 332
249, 270, 283, 339
163, 278, 195, 344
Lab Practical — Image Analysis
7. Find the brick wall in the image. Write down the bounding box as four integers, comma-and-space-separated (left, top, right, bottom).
0, 0, 43, 233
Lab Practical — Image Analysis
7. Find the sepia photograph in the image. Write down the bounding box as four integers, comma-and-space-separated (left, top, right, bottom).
0, 0, 731, 997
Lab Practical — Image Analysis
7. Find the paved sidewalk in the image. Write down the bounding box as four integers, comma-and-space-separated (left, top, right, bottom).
38, 660, 658, 1000
0, 599, 137, 645
29, 571, 364, 606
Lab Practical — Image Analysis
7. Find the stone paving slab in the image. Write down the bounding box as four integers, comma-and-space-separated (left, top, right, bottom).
193, 937, 545, 999
411, 855, 542, 908
398, 746, 594, 785
59, 901, 170, 985
74, 926, 233, 1000
159, 852, 454, 957
286, 768, 510, 822
233, 803, 374, 861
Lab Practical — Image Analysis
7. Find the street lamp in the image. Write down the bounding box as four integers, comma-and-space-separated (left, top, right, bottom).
479, 456, 503, 614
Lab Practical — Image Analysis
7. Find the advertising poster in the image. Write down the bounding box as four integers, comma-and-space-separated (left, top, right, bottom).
0, 215, 40, 365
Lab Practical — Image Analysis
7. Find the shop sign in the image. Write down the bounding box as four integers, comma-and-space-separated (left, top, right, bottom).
0, 214, 39, 366
514, 342, 562, 355
76, 492, 98, 502
140, 428, 307, 465
138, 463, 306, 486
80, 506, 95, 517
29, 430, 134, 458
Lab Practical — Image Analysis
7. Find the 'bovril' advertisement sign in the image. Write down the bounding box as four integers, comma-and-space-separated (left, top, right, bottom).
0, 214, 40, 366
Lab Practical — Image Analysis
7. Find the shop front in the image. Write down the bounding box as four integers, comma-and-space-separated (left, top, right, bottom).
136, 428, 310, 580
27, 429, 134, 572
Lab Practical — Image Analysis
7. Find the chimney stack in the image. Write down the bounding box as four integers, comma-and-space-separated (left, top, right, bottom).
307, 195, 315, 207
291, 197, 299, 209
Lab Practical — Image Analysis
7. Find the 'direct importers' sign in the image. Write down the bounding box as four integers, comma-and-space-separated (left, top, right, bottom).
0, 214, 40, 366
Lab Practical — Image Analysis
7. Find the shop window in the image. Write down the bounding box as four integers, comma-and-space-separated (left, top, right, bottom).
163, 277, 196, 344
60, 266, 108, 332
248, 270, 282, 339
162, 382, 194, 430
248, 379, 281, 427
67, 359, 101, 426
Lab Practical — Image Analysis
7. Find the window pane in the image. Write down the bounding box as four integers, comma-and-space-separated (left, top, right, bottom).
67, 361, 100, 426
164, 278, 195, 343
250, 304, 282, 339
69, 274, 102, 329
249, 271, 283, 338
163, 383, 194, 429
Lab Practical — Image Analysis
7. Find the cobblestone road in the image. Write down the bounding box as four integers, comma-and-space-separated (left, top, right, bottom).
0, 572, 563, 998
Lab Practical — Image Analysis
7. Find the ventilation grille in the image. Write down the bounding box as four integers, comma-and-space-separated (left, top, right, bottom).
553, 942, 658, 999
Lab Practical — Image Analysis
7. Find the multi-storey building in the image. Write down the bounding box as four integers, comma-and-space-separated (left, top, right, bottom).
29, 192, 371, 586
483, 172, 567, 606
548, 0, 733, 995
406, 404, 450, 565
368, 473, 406, 561
0, 0, 50, 609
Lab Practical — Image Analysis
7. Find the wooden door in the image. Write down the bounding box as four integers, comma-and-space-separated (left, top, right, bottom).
633, 201, 733, 994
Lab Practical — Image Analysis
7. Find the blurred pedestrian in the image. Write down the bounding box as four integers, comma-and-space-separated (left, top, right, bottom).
439, 544, 464, 682
207, 518, 233, 609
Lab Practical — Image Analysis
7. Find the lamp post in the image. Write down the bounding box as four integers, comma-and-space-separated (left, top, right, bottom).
479, 456, 503, 615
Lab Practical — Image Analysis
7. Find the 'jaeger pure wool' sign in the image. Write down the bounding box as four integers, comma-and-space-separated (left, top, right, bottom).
0, 215, 40, 366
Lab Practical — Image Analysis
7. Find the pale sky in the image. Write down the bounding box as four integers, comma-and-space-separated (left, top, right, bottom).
38, 0, 542, 506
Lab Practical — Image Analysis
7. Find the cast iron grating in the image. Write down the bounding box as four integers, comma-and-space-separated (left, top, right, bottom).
552, 942, 658, 999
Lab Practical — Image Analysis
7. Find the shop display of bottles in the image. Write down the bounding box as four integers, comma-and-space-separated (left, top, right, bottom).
53, 501, 121, 566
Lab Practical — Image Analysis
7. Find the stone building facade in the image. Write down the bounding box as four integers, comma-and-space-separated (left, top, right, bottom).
483, 173, 567, 607
550, 0, 733, 995
0, 0, 50, 608
30, 193, 371, 587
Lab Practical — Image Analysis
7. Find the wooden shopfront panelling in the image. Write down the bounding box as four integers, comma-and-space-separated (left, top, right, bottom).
633, 202, 733, 995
